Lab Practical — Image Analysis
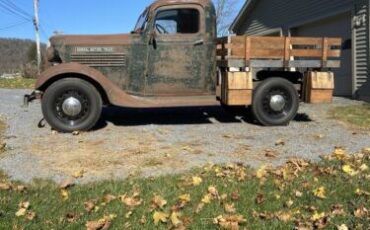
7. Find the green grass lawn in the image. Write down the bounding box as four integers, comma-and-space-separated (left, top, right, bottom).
330, 104, 370, 130
0, 145, 369, 229
0, 78, 36, 89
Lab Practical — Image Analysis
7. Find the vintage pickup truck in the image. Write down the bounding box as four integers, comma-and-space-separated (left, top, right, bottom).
24, 0, 341, 132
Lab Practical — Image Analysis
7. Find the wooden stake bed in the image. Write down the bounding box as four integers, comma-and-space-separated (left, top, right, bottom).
216, 36, 342, 69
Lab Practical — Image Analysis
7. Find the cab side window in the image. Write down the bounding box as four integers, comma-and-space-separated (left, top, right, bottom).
155, 9, 200, 34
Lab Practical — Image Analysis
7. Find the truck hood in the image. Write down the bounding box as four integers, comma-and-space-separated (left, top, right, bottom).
47, 33, 138, 64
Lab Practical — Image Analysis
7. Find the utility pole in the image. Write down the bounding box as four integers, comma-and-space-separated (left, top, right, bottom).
33, 0, 41, 74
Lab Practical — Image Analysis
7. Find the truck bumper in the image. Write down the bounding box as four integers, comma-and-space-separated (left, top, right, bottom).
23, 91, 42, 107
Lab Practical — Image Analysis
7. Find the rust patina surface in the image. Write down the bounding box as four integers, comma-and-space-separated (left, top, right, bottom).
37, 0, 217, 108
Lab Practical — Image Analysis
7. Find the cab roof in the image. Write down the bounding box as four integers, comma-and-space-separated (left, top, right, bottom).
149, 0, 212, 10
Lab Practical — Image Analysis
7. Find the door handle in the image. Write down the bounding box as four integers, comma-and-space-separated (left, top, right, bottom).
193, 39, 204, 46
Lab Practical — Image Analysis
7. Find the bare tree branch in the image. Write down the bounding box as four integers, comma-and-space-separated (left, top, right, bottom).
213, 0, 240, 37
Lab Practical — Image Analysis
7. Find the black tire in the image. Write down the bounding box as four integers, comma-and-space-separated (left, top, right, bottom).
42, 78, 102, 132
252, 77, 299, 126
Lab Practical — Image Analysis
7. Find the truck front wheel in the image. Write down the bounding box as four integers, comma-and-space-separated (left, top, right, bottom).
252, 78, 299, 126
42, 78, 102, 132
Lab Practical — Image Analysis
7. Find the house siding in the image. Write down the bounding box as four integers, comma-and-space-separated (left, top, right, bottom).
355, 0, 370, 100
235, 0, 353, 36
233, 0, 370, 100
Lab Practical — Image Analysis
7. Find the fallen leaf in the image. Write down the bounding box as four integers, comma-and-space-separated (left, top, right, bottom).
178, 194, 191, 203
265, 150, 278, 158
213, 215, 246, 230
354, 206, 368, 218
275, 139, 285, 146
332, 147, 347, 160
19, 201, 30, 209
153, 211, 169, 225
182, 145, 193, 152
195, 203, 205, 214
310, 212, 326, 221
123, 222, 131, 228
224, 203, 236, 214
314, 134, 325, 139
256, 165, 268, 179
192, 176, 202, 186
15, 208, 27, 217
0, 142, 6, 151
231, 191, 240, 201
151, 195, 167, 209
201, 194, 212, 204
26, 211, 36, 220
0, 182, 11, 190
359, 164, 369, 172
275, 211, 291, 222
86, 218, 110, 230
220, 193, 228, 201
73, 169, 85, 179
170, 212, 183, 227
140, 215, 146, 225
84, 201, 96, 213
294, 221, 312, 230
66, 212, 79, 223
313, 216, 329, 229
313, 187, 326, 199
103, 194, 117, 204
285, 199, 294, 208
60, 189, 69, 201
337, 224, 349, 230
120, 194, 142, 208
15, 185, 26, 192
295, 190, 303, 198
125, 211, 133, 219
362, 147, 370, 155
208, 186, 219, 196
223, 134, 234, 139
255, 193, 265, 204
331, 204, 345, 216
72, 131, 80, 136
355, 188, 370, 197
15, 201, 34, 220
342, 165, 358, 176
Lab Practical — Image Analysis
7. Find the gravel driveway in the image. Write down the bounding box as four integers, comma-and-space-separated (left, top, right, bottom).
0, 89, 369, 184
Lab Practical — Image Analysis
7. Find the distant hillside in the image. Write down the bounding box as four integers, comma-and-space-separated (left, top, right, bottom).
0, 38, 45, 74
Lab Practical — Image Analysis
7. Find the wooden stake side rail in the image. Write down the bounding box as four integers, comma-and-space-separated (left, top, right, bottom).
216, 36, 342, 69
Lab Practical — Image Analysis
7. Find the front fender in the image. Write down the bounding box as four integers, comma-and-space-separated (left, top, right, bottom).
36, 63, 148, 107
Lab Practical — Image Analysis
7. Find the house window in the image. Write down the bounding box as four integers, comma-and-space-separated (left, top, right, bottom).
155, 9, 200, 34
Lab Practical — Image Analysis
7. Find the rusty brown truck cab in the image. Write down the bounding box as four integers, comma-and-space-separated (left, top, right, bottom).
25, 0, 341, 132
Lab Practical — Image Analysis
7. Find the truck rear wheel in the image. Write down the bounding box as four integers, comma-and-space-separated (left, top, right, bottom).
42, 78, 102, 132
252, 78, 299, 126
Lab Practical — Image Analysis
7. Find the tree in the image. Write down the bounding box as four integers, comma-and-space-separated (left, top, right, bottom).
213, 0, 240, 37
27, 42, 37, 65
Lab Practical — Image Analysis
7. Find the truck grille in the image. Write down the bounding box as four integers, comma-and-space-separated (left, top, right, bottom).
70, 53, 126, 67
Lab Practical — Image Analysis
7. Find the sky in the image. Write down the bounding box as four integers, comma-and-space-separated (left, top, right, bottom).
0, 0, 244, 42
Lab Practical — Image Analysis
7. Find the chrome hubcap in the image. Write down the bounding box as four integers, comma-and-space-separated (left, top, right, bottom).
270, 95, 286, 112
62, 97, 82, 117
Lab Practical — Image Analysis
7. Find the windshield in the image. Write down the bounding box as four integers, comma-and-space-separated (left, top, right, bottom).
133, 8, 149, 32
